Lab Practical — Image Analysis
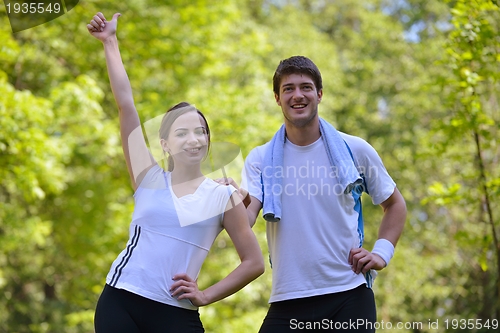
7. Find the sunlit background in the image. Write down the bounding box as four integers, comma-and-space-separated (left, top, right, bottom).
1, 0, 499, 332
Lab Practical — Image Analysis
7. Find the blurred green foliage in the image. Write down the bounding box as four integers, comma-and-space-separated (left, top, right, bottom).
0, 0, 499, 332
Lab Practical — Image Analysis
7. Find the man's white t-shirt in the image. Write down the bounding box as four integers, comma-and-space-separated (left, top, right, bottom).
242, 132, 396, 303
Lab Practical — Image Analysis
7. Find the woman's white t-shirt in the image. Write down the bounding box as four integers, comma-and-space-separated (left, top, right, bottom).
106, 164, 236, 310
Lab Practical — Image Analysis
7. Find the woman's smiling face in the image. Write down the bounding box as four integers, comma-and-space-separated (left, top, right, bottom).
162, 111, 209, 168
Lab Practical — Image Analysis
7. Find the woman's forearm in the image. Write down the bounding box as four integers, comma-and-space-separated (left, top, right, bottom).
201, 257, 264, 306
102, 37, 136, 113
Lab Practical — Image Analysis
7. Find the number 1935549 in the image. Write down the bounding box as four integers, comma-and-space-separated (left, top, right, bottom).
6, 1, 62, 14
444, 318, 498, 330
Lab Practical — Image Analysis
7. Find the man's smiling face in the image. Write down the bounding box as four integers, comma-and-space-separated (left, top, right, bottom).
275, 73, 323, 128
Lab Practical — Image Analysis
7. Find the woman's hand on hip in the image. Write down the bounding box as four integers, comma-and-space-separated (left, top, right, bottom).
170, 273, 209, 307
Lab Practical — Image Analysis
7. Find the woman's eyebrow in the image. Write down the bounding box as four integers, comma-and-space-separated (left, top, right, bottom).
174, 126, 205, 132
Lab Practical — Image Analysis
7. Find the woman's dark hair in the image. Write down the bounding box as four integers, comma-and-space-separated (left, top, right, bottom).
159, 102, 211, 171
272, 56, 323, 96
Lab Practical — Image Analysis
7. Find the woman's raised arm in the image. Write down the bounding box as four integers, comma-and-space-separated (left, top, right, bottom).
87, 13, 155, 189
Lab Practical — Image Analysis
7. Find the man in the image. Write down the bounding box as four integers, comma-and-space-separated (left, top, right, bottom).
241, 56, 406, 332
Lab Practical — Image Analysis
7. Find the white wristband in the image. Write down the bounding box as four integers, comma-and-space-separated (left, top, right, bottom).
371, 239, 394, 267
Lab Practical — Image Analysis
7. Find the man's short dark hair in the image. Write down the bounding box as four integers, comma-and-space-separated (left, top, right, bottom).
273, 56, 323, 96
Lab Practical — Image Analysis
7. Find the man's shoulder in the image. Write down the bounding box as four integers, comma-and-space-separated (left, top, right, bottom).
338, 131, 384, 166
246, 141, 271, 161
338, 132, 372, 151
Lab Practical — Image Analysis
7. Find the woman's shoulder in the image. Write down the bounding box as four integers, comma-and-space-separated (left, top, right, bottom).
203, 178, 236, 193
136, 163, 166, 189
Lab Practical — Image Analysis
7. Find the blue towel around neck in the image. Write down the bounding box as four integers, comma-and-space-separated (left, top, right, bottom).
262, 118, 363, 222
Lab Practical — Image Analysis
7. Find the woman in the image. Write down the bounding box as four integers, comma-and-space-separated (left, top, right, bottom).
87, 12, 264, 333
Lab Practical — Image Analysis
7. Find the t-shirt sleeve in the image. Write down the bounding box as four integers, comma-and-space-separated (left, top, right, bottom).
346, 136, 396, 205
134, 164, 164, 196
216, 183, 238, 227
222, 184, 238, 209
241, 145, 266, 203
